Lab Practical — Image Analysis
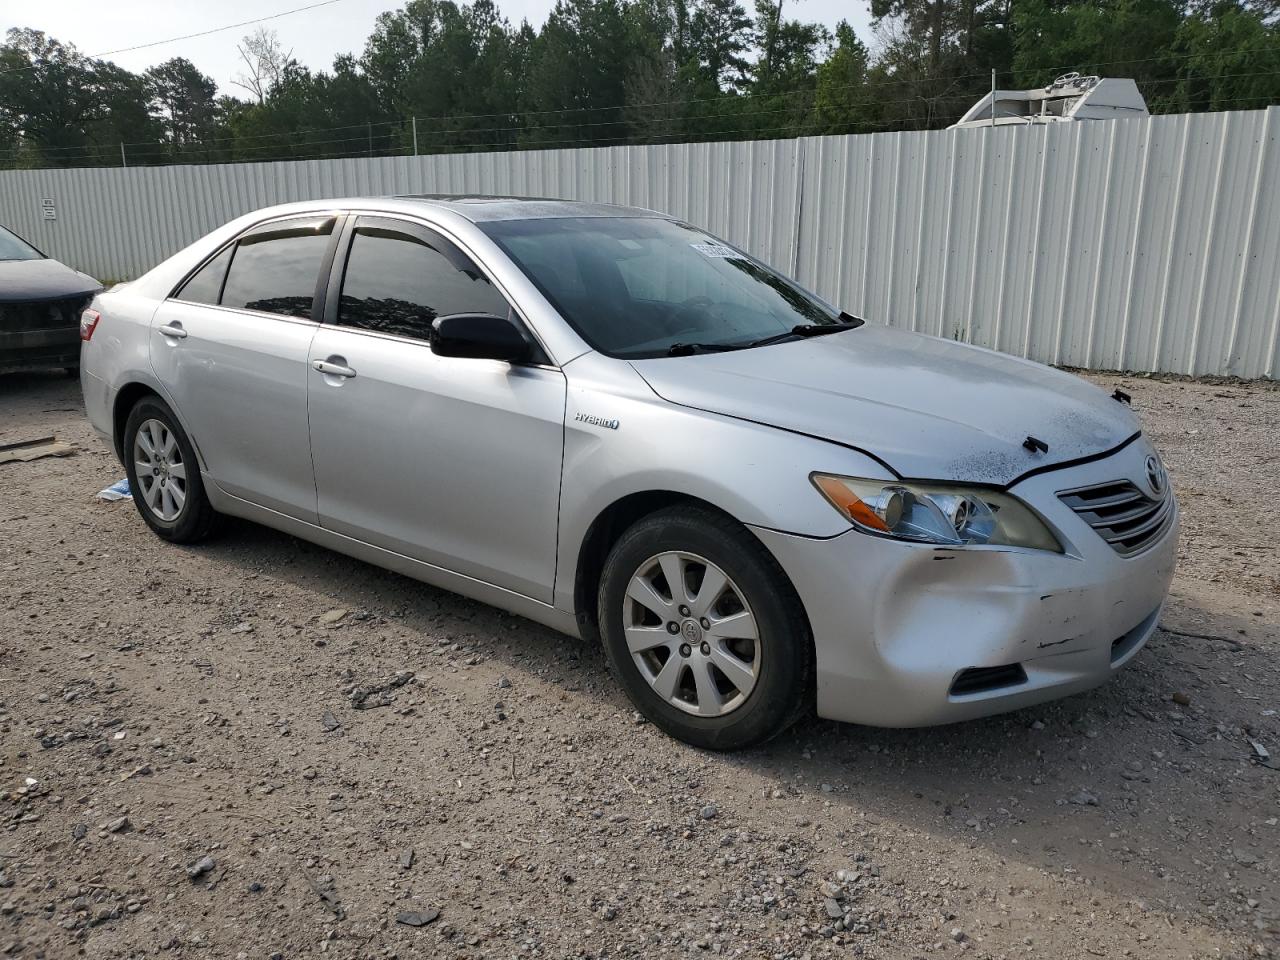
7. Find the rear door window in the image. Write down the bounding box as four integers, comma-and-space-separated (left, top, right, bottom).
219, 217, 334, 319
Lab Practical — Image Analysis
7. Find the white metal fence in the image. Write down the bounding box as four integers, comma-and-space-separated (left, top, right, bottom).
2, 107, 1277, 378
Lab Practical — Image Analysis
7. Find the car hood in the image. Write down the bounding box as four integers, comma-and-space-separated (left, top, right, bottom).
629, 325, 1140, 486
0, 257, 102, 303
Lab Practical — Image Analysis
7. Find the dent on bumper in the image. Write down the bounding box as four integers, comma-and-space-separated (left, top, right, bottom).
751, 497, 1178, 729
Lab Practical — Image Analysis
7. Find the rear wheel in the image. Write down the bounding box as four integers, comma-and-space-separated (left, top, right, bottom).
123, 396, 219, 543
597, 505, 813, 750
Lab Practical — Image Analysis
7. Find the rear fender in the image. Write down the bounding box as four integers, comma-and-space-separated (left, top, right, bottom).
82, 288, 209, 470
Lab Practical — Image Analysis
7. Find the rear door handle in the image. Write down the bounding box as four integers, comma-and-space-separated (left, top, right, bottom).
158, 322, 188, 339
312, 359, 356, 379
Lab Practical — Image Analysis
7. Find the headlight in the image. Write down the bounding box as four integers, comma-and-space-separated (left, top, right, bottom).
811, 474, 1062, 552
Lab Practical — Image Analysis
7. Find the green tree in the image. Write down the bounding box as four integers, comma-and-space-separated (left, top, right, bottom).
871, 0, 1011, 72
4, 0, 1280, 169
812, 21, 881, 134
1010, 0, 1180, 87
0, 29, 159, 167
0, 29, 104, 165
362, 0, 527, 151
619, 0, 680, 141
90, 61, 160, 162
146, 58, 222, 158
226, 56, 385, 162
1156, 0, 1280, 112
746, 0, 828, 138
688, 0, 754, 91
869, 0, 1011, 127
521, 0, 633, 146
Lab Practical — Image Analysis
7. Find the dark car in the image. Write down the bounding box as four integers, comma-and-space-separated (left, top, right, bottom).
0, 225, 102, 375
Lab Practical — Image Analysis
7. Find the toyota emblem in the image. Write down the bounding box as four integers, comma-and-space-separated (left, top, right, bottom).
1144, 455, 1166, 497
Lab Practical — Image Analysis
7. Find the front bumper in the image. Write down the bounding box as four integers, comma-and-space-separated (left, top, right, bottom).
0, 325, 80, 373
1, 292, 96, 374
751, 437, 1179, 727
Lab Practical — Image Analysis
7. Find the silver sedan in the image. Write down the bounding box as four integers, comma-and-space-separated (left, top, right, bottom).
79, 197, 1178, 749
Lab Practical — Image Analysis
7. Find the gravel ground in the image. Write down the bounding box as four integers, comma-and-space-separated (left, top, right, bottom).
1, 370, 1277, 960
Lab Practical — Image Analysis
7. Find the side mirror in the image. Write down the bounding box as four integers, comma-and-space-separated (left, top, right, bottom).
431, 314, 533, 363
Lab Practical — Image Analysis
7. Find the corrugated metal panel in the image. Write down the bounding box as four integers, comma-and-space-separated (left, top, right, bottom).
795, 108, 1280, 377
1, 108, 1276, 376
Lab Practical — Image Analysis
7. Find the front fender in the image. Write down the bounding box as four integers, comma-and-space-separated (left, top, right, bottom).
553, 354, 887, 613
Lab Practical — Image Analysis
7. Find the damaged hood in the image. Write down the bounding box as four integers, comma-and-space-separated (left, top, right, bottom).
629, 324, 1139, 486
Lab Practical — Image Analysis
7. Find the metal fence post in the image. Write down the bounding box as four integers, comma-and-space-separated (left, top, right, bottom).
120, 143, 127, 168
413, 117, 418, 156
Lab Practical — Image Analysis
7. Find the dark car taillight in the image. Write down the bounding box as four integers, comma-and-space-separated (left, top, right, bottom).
80, 309, 101, 341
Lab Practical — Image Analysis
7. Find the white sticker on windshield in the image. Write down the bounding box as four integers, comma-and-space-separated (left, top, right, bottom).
690, 242, 742, 259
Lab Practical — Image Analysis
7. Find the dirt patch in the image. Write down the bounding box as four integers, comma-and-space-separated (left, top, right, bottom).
1, 369, 1277, 959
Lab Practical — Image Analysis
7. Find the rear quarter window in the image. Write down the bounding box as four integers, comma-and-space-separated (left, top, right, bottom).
174, 245, 233, 305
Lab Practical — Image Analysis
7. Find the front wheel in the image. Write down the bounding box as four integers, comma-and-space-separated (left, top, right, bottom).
123, 396, 220, 543
597, 506, 814, 750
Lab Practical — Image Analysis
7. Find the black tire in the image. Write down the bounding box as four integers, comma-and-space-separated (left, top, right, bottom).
597, 505, 814, 751
122, 395, 220, 543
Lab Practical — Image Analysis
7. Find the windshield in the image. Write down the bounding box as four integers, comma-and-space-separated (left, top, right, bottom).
0, 225, 43, 261
481, 216, 850, 358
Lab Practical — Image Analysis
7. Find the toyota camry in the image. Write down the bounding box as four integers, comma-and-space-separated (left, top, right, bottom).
79, 196, 1178, 749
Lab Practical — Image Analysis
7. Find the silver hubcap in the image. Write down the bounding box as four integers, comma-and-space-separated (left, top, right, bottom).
133, 418, 187, 522
623, 551, 760, 717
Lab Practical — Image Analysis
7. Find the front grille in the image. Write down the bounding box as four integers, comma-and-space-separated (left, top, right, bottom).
0, 295, 93, 334
1058, 479, 1172, 557
950, 663, 1028, 697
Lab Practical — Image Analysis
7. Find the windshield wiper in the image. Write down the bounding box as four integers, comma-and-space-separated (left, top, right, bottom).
667, 315, 864, 356
747, 318, 863, 349
666, 341, 741, 357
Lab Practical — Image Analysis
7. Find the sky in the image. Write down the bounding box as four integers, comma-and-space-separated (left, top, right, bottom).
3, 0, 876, 97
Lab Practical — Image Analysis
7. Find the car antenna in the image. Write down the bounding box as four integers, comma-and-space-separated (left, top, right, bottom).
1022, 435, 1049, 454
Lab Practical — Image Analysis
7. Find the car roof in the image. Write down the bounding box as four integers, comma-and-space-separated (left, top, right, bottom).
124, 194, 672, 332
391, 195, 662, 223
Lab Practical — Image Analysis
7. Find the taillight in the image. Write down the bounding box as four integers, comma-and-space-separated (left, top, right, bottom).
80, 309, 101, 341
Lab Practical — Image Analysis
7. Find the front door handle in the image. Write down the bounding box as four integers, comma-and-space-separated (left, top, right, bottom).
158, 322, 188, 339
312, 358, 356, 379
